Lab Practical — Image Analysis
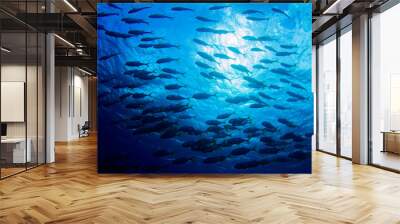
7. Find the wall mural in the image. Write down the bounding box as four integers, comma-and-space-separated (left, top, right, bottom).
98, 3, 313, 173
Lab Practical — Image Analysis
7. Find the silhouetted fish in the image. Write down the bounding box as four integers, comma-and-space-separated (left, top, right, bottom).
280, 44, 297, 49
193, 93, 215, 100
149, 14, 173, 19
243, 76, 265, 88
156, 58, 179, 64
225, 95, 249, 104
105, 31, 132, 38
271, 68, 292, 77
258, 147, 279, 154
162, 68, 184, 75
128, 30, 152, 36
164, 84, 185, 90
291, 83, 306, 90
193, 38, 212, 47
260, 58, 276, 64
209, 71, 230, 81
99, 53, 119, 61
206, 120, 223, 126
122, 18, 149, 25
209, 5, 231, 10
250, 47, 265, 52
265, 45, 278, 52
214, 53, 234, 60
198, 51, 218, 63
231, 64, 250, 73
126, 61, 147, 67
178, 126, 202, 135
228, 118, 250, 126
153, 43, 179, 49
217, 113, 233, 119
138, 43, 153, 48
230, 147, 251, 156
107, 3, 122, 10
272, 8, 290, 18
166, 95, 186, 101
195, 16, 217, 22
172, 157, 194, 165
242, 9, 264, 15
277, 118, 297, 128
227, 46, 242, 55
98, 12, 119, 17
253, 64, 268, 70
246, 16, 269, 21
196, 27, 232, 34
128, 6, 150, 14
275, 51, 296, 56
195, 61, 213, 69
141, 37, 163, 42
262, 121, 278, 132
273, 105, 289, 110
242, 35, 258, 41
171, 7, 193, 11
286, 91, 306, 100
258, 92, 274, 100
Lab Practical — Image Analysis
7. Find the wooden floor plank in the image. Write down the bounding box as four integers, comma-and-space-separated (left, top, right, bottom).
1, 135, 400, 223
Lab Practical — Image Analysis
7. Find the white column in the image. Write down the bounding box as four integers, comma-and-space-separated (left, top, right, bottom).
352, 14, 369, 164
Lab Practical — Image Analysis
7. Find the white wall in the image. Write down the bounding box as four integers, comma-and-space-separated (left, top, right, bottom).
55, 67, 89, 141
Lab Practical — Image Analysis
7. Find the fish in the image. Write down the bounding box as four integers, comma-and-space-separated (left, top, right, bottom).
228, 118, 250, 126
138, 44, 153, 48
260, 58, 276, 64
156, 58, 179, 64
162, 68, 184, 75
171, 7, 193, 11
153, 149, 174, 158
231, 64, 250, 73
141, 37, 163, 42
206, 120, 223, 126
280, 133, 303, 142
286, 91, 306, 100
253, 64, 268, 70
153, 43, 179, 49
209, 71, 230, 81
128, 6, 150, 14
280, 78, 291, 84
196, 27, 232, 34
221, 137, 248, 147
99, 53, 119, 61
126, 61, 147, 67
164, 84, 185, 90
203, 156, 226, 164
196, 61, 213, 69
243, 76, 266, 88
258, 36, 276, 41
250, 47, 265, 52
277, 118, 297, 128
209, 5, 231, 10
280, 44, 297, 49
178, 114, 195, 120
258, 92, 274, 100
119, 93, 132, 100
149, 14, 173, 19
281, 62, 296, 68
193, 38, 212, 47
200, 72, 214, 79
126, 101, 149, 109
262, 121, 278, 132
234, 161, 259, 169
190, 138, 217, 153
258, 147, 279, 154
249, 103, 268, 108
107, 3, 122, 10
105, 31, 132, 38
291, 83, 306, 90
214, 53, 234, 60
197, 51, 218, 63
128, 30, 152, 36
159, 73, 176, 79
246, 16, 269, 21
166, 95, 186, 101
230, 147, 251, 156
271, 68, 292, 77
178, 126, 202, 135
227, 46, 242, 54
217, 113, 233, 119
242, 9, 264, 15
272, 8, 290, 18
134, 73, 157, 80
225, 95, 250, 104
192, 93, 215, 100
131, 92, 151, 99
264, 45, 278, 52
273, 105, 289, 110
98, 12, 119, 17
195, 16, 217, 22
242, 35, 258, 41
275, 51, 296, 56
122, 18, 149, 25
124, 69, 152, 76
269, 84, 281, 90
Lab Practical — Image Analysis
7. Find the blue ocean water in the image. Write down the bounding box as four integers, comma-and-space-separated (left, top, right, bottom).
97, 3, 313, 173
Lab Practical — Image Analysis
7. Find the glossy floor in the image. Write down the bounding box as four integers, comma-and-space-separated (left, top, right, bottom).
1, 135, 400, 223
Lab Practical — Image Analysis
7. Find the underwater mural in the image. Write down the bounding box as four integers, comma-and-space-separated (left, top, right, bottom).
97, 3, 313, 173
